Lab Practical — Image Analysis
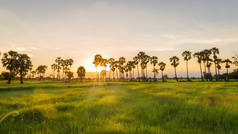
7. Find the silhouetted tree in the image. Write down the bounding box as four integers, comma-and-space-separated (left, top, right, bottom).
223, 58, 232, 81
150, 56, 158, 81
182, 51, 192, 81
158, 62, 166, 82
1, 51, 19, 84
211, 47, 220, 81
77, 66, 86, 82
55, 57, 62, 80
119, 57, 126, 79
170, 56, 179, 82
108, 58, 115, 80
93, 54, 102, 80
18, 54, 32, 84
193, 52, 204, 81
36, 65, 48, 79
133, 56, 140, 79
51, 63, 57, 79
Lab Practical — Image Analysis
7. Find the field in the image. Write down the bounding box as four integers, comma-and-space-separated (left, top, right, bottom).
0, 81, 238, 134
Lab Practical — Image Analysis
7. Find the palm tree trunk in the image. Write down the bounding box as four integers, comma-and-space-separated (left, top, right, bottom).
137, 65, 139, 79
175, 67, 178, 82
133, 68, 135, 79
153, 66, 156, 81
161, 71, 164, 82
20, 73, 23, 84
199, 63, 204, 81
214, 62, 218, 81
146, 66, 148, 79
8, 71, 12, 84
186, 61, 189, 81
227, 68, 229, 81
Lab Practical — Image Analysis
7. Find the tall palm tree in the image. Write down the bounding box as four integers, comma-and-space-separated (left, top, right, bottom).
170, 56, 180, 82
216, 58, 222, 76
119, 57, 126, 79
158, 62, 166, 82
182, 51, 192, 81
150, 56, 158, 81
193, 52, 204, 81
223, 58, 232, 81
133, 56, 140, 79
114, 60, 119, 79
211, 47, 220, 81
108, 58, 115, 80
51, 63, 57, 79
137, 51, 146, 79
144, 55, 150, 79
55, 57, 62, 80
93, 54, 102, 80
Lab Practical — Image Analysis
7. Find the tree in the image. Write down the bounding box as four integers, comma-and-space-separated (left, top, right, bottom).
137, 51, 146, 79
55, 57, 62, 80
223, 58, 232, 81
182, 51, 192, 81
93, 54, 102, 80
233, 54, 238, 67
118, 57, 126, 79
150, 56, 158, 81
77, 66, 86, 82
31, 71, 36, 78
211, 47, 220, 81
18, 54, 32, 84
133, 56, 140, 79
51, 64, 57, 79
193, 52, 204, 81
36, 65, 48, 79
158, 62, 166, 82
170, 56, 179, 82
65, 71, 74, 81
110, 60, 116, 80
108, 58, 115, 80
1, 51, 19, 84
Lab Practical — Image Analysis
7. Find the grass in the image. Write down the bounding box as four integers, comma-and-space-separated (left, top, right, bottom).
0, 80, 238, 134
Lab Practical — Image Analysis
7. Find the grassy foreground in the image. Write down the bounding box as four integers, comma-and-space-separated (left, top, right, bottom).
0, 81, 238, 134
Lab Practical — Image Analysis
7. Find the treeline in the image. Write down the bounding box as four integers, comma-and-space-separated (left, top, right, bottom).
0, 47, 238, 84
0, 51, 86, 84
92, 47, 238, 82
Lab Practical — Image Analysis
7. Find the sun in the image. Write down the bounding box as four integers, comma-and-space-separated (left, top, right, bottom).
83, 57, 111, 72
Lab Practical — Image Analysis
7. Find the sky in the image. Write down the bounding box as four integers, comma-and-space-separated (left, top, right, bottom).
0, 0, 238, 77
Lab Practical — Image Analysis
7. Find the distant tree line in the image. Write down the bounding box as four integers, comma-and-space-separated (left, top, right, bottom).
0, 47, 238, 84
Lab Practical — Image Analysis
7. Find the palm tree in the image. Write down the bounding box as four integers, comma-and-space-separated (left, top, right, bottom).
133, 56, 140, 79
1, 51, 19, 84
216, 58, 222, 76
114, 60, 119, 79
137, 51, 146, 79
211, 47, 220, 81
51, 64, 57, 79
55, 57, 62, 80
150, 56, 158, 81
158, 62, 166, 82
93, 54, 102, 80
144, 55, 150, 79
170, 56, 180, 82
77, 66, 86, 82
100, 58, 108, 80
182, 51, 192, 81
223, 58, 232, 81
108, 58, 115, 80
110, 61, 116, 80
119, 57, 126, 79
193, 52, 204, 81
